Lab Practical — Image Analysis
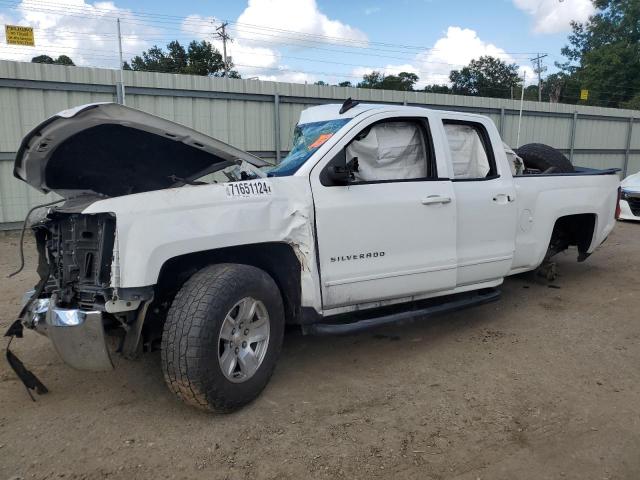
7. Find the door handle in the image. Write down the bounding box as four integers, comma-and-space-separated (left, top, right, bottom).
493, 193, 515, 204
422, 195, 452, 205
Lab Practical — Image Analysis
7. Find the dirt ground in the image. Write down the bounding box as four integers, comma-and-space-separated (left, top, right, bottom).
0, 222, 639, 480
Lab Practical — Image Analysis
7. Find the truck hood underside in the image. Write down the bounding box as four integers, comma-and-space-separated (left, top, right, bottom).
14, 102, 268, 198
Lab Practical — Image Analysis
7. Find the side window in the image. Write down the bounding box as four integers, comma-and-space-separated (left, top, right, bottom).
443, 121, 496, 180
346, 120, 434, 183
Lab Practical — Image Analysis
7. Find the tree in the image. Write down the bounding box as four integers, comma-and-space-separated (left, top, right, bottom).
449, 56, 521, 98
128, 40, 234, 77
544, 72, 581, 104
357, 71, 419, 91
314, 80, 328, 86
184, 40, 224, 76
54, 55, 75, 66
423, 84, 451, 94
31, 54, 75, 66
622, 94, 640, 110
559, 0, 640, 108
338, 81, 352, 87
31, 55, 54, 64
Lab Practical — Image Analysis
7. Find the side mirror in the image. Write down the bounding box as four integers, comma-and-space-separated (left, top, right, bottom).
327, 152, 359, 186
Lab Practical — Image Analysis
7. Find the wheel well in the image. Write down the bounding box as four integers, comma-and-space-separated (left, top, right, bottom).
547, 213, 596, 261
154, 242, 302, 324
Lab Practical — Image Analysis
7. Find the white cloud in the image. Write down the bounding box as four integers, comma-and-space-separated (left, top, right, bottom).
235, 0, 368, 47
351, 63, 418, 81
513, 0, 595, 33
184, 0, 368, 82
364, 7, 381, 15
182, 14, 281, 77
414, 26, 512, 85
351, 27, 533, 89
0, 0, 158, 68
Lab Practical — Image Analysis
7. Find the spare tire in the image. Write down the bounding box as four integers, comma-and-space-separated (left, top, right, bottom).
514, 143, 574, 173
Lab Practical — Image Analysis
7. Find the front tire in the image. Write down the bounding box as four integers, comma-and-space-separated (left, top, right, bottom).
161, 263, 285, 412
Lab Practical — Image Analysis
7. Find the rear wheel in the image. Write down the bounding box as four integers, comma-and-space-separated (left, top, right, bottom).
515, 143, 575, 173
161, 263, 285, 412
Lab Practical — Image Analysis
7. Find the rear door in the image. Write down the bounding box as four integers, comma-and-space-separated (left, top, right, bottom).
310, 112, 457, 310
440, 116, 517, 286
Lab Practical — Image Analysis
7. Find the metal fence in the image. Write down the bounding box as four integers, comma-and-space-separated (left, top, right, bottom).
0, 59, 638, 227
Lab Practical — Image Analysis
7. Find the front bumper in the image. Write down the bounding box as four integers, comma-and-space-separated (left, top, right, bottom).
22, 293, 113, 371
619, 198, 640, 221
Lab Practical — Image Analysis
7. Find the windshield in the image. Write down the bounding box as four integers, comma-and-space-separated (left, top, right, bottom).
268, 119, 350, 176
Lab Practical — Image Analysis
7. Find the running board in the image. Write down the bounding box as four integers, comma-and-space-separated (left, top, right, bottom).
304, 288, 501, 335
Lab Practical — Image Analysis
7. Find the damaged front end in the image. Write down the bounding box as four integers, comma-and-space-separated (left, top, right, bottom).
19, 207, 151, 372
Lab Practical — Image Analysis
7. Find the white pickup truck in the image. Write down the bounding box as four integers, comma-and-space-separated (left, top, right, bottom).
9, 101, 619, 412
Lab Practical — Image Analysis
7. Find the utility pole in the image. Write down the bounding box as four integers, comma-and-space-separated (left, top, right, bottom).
516, 71, 527, 148
116, 18, 125, 105
214, 21, 232, 76
530, 53, 548, 102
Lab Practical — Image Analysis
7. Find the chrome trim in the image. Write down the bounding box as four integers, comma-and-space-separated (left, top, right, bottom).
44, 305, 114, 371
20, 291, 114, 371
49, 307, 92, 327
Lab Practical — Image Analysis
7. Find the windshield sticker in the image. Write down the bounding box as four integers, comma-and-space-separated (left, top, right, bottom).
309, 133, 334, 149
225, 180, 272, 198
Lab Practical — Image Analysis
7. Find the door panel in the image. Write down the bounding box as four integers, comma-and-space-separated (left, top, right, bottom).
312, 180, 457, 309
441, 118, 517, 286
453, 178, 517, 285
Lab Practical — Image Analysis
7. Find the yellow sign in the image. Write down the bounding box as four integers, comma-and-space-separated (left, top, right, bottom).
5, 25, 35, 46
580, 89, 589, 101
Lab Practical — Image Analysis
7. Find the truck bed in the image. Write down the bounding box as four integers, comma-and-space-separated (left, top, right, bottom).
509, 166, 620, 275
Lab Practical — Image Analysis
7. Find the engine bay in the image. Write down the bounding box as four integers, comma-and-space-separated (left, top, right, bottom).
35, 212, 116, 310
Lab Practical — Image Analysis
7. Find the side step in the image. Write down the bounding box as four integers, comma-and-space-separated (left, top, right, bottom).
304, 288, 501, 335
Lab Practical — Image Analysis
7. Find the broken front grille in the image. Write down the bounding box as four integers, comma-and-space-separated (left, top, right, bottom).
43, 213, 116, 308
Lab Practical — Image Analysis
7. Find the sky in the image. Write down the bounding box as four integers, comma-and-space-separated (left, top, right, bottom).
0, 0, 597, 88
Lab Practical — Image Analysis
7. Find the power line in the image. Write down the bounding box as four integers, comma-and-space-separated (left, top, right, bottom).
0, 0, 547, 56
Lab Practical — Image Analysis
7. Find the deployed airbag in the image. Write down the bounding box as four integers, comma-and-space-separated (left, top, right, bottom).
444, 124, 490, 179
347, 122, 427, 182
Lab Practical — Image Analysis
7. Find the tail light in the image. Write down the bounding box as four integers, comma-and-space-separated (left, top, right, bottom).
615, 186, 621, 219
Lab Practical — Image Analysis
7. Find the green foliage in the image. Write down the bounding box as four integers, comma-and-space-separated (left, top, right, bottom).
338, 81, 353, 87
560, 0, 640, 108
31, 55, 54, 64
543, 72, 582, 104
357, 71, 419, 91
449, 56, 521, 98
128, 40, 235, 77
622, 93, 640, 110
31, 54, 75, 66
423, 84, 451, 94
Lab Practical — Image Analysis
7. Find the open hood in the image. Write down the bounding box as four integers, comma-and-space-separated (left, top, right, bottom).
14, 102, 269, 197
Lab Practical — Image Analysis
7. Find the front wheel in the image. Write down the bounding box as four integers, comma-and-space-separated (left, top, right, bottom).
161, 263, 285, 412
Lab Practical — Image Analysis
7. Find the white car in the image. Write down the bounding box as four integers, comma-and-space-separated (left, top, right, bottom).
618, 171, 640, 221
9, 101, 619, 412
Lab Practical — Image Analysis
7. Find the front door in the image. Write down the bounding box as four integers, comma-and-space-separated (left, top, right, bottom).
310, 116, 457, 310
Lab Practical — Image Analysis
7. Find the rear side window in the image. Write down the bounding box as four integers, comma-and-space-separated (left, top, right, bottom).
443, 121, 496, 180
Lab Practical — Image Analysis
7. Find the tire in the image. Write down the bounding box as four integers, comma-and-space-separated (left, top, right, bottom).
161, 263, 285, 412
514, 143, 575, 173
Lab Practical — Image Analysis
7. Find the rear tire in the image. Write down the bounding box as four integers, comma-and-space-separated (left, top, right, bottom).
515, 143, 575, 173
161, 263, 285, 412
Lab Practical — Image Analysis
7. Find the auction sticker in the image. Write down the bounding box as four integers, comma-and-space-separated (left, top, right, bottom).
225, 180, 273, 198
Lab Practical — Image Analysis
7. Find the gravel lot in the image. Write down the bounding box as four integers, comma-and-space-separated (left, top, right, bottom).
1, 222, 639, 480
